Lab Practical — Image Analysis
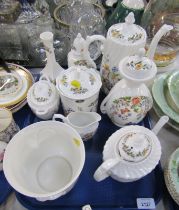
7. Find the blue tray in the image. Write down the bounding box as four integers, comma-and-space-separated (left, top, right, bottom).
13, 96, 164, 210
0, 171, 12, 205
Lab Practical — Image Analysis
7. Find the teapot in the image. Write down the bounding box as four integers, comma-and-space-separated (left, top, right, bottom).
85, 13, 173, 94
53, 112, 101, 141
100, 48, 157, 127
94, 116, 169, 182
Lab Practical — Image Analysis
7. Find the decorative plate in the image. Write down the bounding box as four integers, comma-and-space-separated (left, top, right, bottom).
103, 125, 161, 181
0, 72, 23, 98
166, 71, 179, 113
164, 148, 179, 205
0, 63, 34, 107
152, 73, 179, 124
56, 67, 102, 100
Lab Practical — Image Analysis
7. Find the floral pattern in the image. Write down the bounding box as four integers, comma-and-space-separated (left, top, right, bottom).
121, 132, 151, 160
111, 29, 143, 44
89, 74, 96, 85
127, 60, 151, 71
109, 96, 151, 124
70, 87, 88, 94
32, 86, 52, 103
0, 75, 19, 96
0, 149, 5, 163
60, 75, 68, 87
74, 60, 94, 69
101, 54, 121, 94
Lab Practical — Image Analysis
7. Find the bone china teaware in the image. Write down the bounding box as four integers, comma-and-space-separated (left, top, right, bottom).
56, 66, 102, 115
27, 76, 60, 120
53, 112, 101, 141
94, 116, 169, 182
3, 121, 85, 201
100, 48, 157, 127
85, 13, 173, 94
0, 108, 19, 143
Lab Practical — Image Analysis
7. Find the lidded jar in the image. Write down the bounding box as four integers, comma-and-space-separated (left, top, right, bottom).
27, 77, 60, 120
56, 66, 102, 115
100, 48, 157, 127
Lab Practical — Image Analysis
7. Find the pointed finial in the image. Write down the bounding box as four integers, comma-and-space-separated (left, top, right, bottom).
125, 12, 135, 25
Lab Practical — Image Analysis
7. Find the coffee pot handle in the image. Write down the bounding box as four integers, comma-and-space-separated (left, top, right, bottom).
93, 158, 119, 182
86, 35, 106, 56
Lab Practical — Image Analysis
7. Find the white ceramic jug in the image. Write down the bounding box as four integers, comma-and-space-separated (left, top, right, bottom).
94, 116, 169, 182
53, 112, 101, 141
85, 14, 173, 94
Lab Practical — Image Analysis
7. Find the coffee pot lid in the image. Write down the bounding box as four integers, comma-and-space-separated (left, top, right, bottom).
108, 12, 146, 45
119, 48, 157, 82
56, 67, 102, 100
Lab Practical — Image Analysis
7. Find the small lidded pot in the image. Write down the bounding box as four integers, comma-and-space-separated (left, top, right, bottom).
56, 66, 102, 115
27, 77, 60, 120
100, 48, 157, 127
94, 116, 168, 182
0, 108, 19, 143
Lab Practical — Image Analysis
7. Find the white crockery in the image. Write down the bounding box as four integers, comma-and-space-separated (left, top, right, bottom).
3, 121, 85, 201
94, 116, 168, 182
100, 48, 156, 127
56, 66, 102, 115
27, 77, 60, 120
53, 112, 101, 141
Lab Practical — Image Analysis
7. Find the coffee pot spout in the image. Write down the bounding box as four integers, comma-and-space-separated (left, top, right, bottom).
147, 24, 173, 60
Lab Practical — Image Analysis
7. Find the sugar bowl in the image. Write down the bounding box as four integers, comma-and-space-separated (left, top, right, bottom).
27, 76, 60, 120
0, 108, 19, 143
94, 116, 168, 182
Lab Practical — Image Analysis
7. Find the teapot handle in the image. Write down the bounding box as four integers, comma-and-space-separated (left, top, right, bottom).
86, 35, 106, 58
93, 158, 120, 182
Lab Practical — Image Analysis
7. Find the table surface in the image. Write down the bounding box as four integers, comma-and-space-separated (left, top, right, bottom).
1, 65, 179, 210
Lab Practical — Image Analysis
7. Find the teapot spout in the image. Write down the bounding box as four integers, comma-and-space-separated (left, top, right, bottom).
152, 116, 169, 135
147, 24, 173, 60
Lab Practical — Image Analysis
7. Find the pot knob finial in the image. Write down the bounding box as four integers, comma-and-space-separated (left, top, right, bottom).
125, 12, 135, 25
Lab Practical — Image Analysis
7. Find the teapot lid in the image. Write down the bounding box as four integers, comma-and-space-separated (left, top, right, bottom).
56, 67, 102, 100
28, 78, 57, 106
119, 48, 157, 82
0, 108, 12, 133
108, 12, 146, 45
118, 132, 152, 162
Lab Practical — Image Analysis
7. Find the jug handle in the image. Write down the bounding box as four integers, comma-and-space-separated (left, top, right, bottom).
86, 35, 106, 57
94, 158, 120, 182
152, 115, 169, 135
100, 80, 122, 114
52, 114, 67, 122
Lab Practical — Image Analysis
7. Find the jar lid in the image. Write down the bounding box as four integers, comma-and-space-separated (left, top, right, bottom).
28, 79, 57, 106
56, 67, 102, 100
118, 132, 152, 162
119, 48, 157, 82
108, 12, 146, 45
0, 108, 12, 132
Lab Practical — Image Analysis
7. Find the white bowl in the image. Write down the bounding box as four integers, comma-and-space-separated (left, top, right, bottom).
3, 121, 85, 201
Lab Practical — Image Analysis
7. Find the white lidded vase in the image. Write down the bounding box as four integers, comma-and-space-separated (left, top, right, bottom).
100, 48, 157, 127
94, 116, 169, 182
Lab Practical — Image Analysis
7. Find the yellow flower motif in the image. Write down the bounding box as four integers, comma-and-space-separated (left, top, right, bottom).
73, 138, 81, 147
103, 64, 110, 71
71, 80, 81, 89
135, 63, 142, 70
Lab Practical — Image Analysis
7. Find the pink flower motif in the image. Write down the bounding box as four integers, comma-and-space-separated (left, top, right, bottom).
0, 150, 5, 162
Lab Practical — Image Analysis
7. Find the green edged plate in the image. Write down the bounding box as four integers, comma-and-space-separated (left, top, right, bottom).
164, 147, 179, 205
152, 73, 179, 123
166, 71, 179, 113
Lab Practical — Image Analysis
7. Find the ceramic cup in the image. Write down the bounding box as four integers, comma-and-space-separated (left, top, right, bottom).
3, 121, 85, 201
0, 108, 20, 143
